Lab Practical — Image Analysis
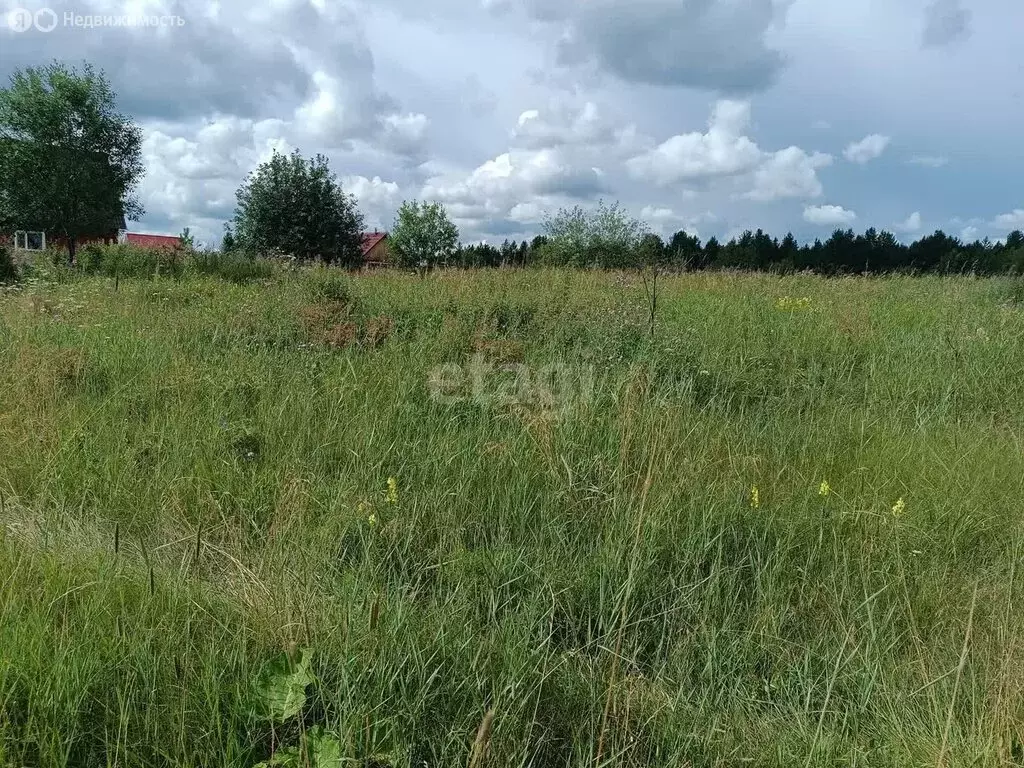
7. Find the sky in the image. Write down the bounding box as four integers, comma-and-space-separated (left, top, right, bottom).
1, 0, 1022, 248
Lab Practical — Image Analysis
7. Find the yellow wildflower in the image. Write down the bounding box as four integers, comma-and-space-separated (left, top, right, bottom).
891, 497, 906, 517
776, 296, 812, 311
750, 485, 760, 509
819, 480, 832, 497
385, 476, 398, 505
368, 513, 378, 528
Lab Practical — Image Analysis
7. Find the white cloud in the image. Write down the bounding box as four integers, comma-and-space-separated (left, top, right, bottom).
380, 112, 430, 155
517, 110, 540, 126
342, 175, 403, 229
512, 101, 627, 151
628, 100, 830, 202
907, 155, 949, 168
639, 205, 678, 222
289, 64, 398, 148
412, 97, 646, 236
843, 134, 891, 164
627, 100, 762, 184
993, 209, 1024, 230
639, 205, 688, 235
745, 147, 832, 202
803, 205, 857, 226
508, 202, 546, 223
961, 226, 979, 241
638, 205, 712, 237
137, 117, 290, 239
343, 175, 401, 205
896, 211, 922, 233
421, 146, 607, 235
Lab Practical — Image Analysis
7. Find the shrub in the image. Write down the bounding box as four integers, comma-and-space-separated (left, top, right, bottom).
309, 271, 354, 305
75, 242, 108, 273
78, 243, 184, 279
77, 243, 275, 284
186, 251, 275, 284
1005, 275, 1024, 306
0, 243, 18, 284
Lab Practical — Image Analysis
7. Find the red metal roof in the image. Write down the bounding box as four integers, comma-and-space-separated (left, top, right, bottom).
361, 231, 387, 256
125, 232, 181, 249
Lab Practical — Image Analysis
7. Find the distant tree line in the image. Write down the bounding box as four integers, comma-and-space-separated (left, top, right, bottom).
450, 226, 1024, 275
445, 203, 1024, 275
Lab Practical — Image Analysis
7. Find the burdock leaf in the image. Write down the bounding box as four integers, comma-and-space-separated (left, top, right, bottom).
307, 726, 343, 766
255, 647, 314, 722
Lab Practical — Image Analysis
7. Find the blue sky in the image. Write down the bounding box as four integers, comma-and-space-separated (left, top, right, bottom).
2, 0, 1022, 248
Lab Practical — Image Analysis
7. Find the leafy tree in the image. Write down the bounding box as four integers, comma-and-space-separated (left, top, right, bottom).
518, 236, 547, 267
751, 229, 779, 270
542, 200, 648, 268
718, 231, 757, 269
668, 230, 703, 269
179, 227, 195, 250
591, 201, 649, 268
907, 230, 958, 273
390, 200, 459, 269
776, 232, 799, 272
516, 240, 530, 266
457, 242, 501, 268
0, 62, 144, 265
823, 229, 858, 273
993, 231, 1024, 274
539, 205, 589, 266
861, 229, 903, 273
221, 224, 236, 253
636, 233, 666, 267
703, 236, 722, 266
233, 150, 363, 266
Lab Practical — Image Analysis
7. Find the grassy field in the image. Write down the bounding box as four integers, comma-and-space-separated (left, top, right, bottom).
1, 266, 1024, 767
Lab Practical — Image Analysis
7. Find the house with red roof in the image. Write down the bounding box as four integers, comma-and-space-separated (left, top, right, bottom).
5, 227, 185, 254
361, 231, 391, 267
11, 222, 391, 263
5, 214, 125, 254
122, 232, 182, 249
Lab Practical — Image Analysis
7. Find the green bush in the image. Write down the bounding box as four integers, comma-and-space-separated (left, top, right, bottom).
78, 242, 184, 279
73, 244, 274, 284
0, 244, 18, 284
186, 251, 275, 284
74, 242, 107, 273
308, 269, 354, 304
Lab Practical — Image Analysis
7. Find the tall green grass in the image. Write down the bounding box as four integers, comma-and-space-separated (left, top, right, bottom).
1, 267, 1023, 767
